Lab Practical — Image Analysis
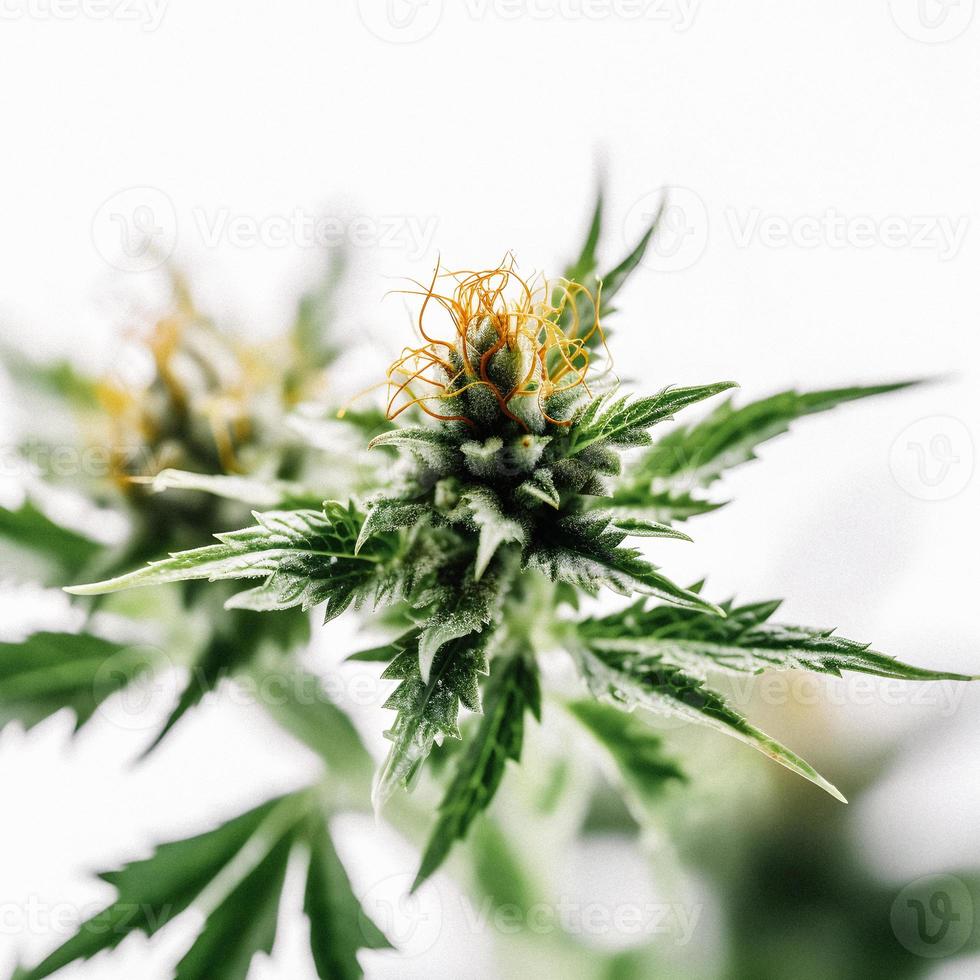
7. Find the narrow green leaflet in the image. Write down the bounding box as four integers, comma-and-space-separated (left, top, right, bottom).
374, 630, 492, 809
15, 794, 295, 979
414, 654, 541, 890
567, 700, 685, 818
16, 791, 389, 980
260, 665, 375, 799
460, 487, 527, 580
173, 827, 295, 980
304, 814, 392, 980
615, 382, 917, 519
576, 596, 975, 681
568, 382, 738, 456
526, 514, 722, 615
148, 468, 323, 509
569, 638, 847, 802
66, 503, 385, 623
605, 490, 724, 527
0, 499, 103, 579
415, 556, 511, 681
0, 344, 99, 409
0, 631, 158, 732
368, 427, 456, 470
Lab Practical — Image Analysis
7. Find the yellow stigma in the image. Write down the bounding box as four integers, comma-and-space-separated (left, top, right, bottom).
383, 255, 610, 428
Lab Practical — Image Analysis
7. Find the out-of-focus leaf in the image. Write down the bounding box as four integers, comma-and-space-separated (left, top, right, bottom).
304, 813, 392, 980
0, 631, 157, 731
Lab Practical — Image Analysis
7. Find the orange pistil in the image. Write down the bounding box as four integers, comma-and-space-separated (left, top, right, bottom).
383, 256, 610, 428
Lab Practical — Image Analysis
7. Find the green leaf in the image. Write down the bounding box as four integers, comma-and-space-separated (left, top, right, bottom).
0, 498, 102, 580
569, 637, 847, 803
568, 382, 738, 456
608, 515, 693, 542
0, 343, 99, 409
0, 631, 158, 732
515, 469, 561, 509
173, 825, 295, 980
304, 814, 392, 980
355, 498, 430, 554
526, 514, 721, 615
368, 427, 456, 470
600, 196, 666, 303
17, 794, 299, 980
461, 487, 527, 579
374, 630, 492, 809
617, 381, 918, 518
260, 666, 375, 797
414, 654, 541, 889
66, 503, 384, 623
148, 468, 323, 509
567, 699, 685, 818
604, 492, 725, 526
416, 557, 510, 681
577, 596, 975, 682
562, 183, 604, 286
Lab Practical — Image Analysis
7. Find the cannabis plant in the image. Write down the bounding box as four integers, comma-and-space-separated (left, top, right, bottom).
7, 194, 973, 980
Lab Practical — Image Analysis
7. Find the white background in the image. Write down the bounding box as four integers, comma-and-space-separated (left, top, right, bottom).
0, 1, 978, 977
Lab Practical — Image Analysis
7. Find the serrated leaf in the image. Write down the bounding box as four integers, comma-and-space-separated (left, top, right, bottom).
304, 814, 392, 980
568, 382, 737, 456
373, 630, 492, 809
260, 666, 375, 799
66, 503, 384, 623
461, 487, 526, 579
567, 699, 685, 818
413, 654, 541, 890
148, 468, 322, 509
0, 631, 158, 732
368, 427, 456, 469
515, 469, 561, 509
355, 498, 430, 554
526, 514, 720, 615
577, 597, 975, 682
0, 498, 102, 580
17, 794, 297, 980
416, 558, 510, 681
605, 493, 726, 526
173, 826, 295, 980
569, 638, 847, 802
617, 382, 918, 518
608, 515, 693, 542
